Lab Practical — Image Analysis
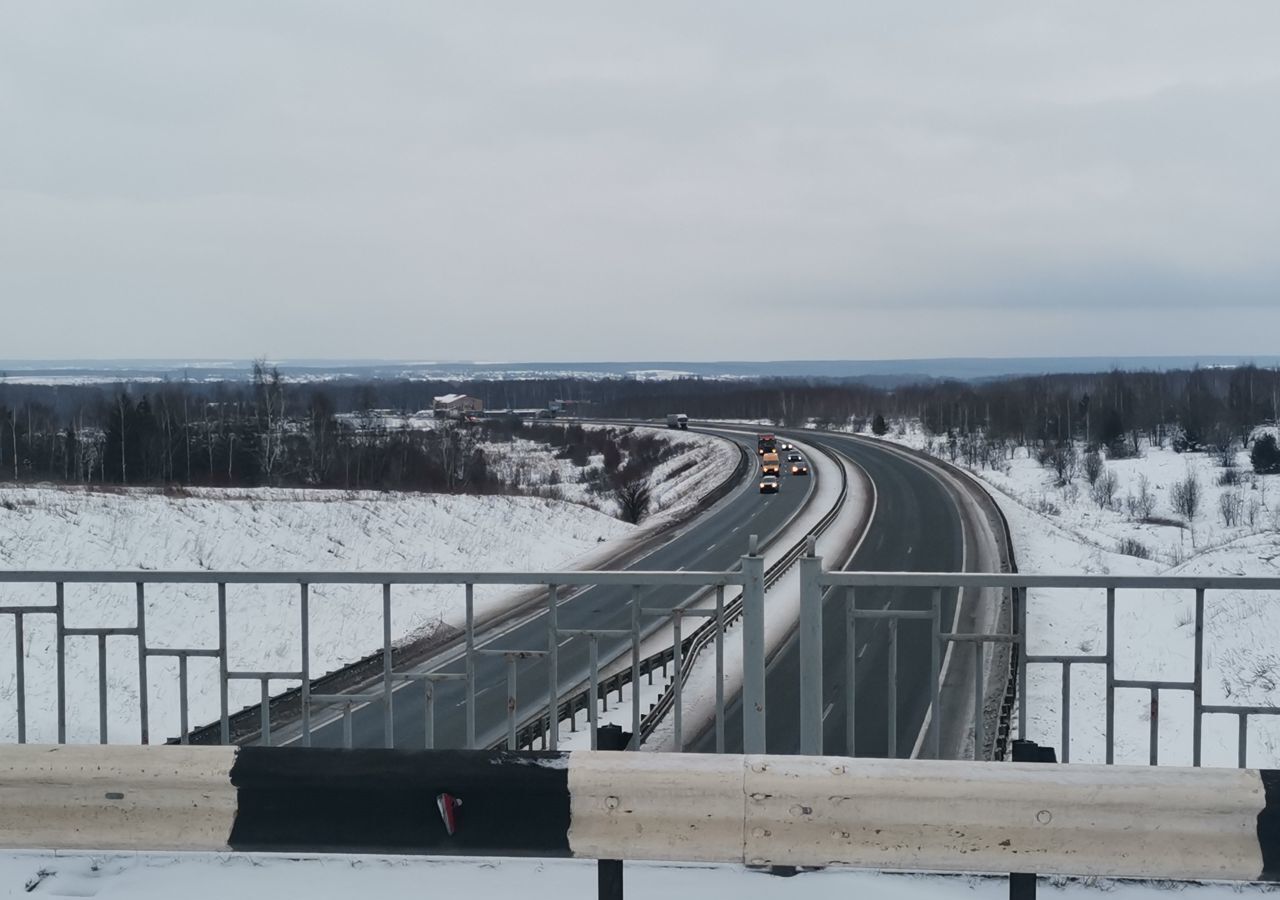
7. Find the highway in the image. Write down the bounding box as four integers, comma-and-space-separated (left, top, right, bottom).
304, 428, 817, 749
697, 430, 987, 757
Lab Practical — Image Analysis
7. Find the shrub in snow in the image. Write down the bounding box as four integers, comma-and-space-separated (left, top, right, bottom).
1082, 450, 1104, 486
1040, 444, 1078, 486
1034, 495, 1061, 517
1116, 537, 1152, 560
1170, 470, 1202, 520
1090, 469, 1119, 510
1251, 433, 1280, 475
1247, 497, 1265, 529
871, 414, 888, 436
1217, 466, 1245, 487
1172, 427, 1203, 454
1215, 440, 1238, 468
1125, 474, 1156, 522
1219, 491, 1245, 527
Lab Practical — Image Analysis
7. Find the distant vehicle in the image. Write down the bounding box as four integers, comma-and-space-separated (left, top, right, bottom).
786, 452, 802, 462
759, 475, 779, 494
757, 433, 776, 455
666, 413, 689, 430
536, 409, 556, 419
790, 462, 809, 476
780, 441, 794, 451
761, 451, 780, 476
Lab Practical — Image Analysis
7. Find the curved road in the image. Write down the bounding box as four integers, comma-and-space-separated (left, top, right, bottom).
303, 427, 818, 749
698, 431, 986, 758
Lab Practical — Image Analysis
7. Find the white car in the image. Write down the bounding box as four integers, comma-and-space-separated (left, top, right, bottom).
759, 475, 780, 494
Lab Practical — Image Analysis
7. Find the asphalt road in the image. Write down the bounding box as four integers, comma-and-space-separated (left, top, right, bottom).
304, 427, 817, 749
697, 431, 974, 757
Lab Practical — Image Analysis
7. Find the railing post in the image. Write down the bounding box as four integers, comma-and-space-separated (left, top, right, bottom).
799, 538, 824, 755
382, 583, 394, 749
465, 584, 476, 750
547, 584, 560, 751
741, 535, 767, 754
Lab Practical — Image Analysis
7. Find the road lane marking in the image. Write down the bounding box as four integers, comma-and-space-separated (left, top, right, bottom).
823, 702, 834, 722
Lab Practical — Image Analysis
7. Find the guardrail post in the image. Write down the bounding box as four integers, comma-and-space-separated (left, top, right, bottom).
597, 723, 629, 900
742, 536, 767, 754
799, 537, 824, 755
1009, 739, 1057, 900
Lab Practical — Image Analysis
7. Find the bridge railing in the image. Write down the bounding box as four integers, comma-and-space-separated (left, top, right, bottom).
796, 563, 1280, 767
1, 565, 1278, 767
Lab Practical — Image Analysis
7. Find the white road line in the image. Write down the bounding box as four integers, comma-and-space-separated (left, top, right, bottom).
823, 702, 834, 722
857, 643, 868, 660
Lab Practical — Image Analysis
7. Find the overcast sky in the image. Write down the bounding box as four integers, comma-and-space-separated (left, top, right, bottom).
3, 3, 1279, 361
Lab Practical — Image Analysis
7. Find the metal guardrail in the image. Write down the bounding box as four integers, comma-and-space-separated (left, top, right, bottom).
2, 744, 1276, 886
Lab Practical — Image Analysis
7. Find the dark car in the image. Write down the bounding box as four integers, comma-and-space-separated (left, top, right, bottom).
790, 462, 809, 476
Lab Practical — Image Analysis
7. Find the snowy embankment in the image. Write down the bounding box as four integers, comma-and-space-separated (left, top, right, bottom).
481, 427, 739, 523
878, 423, 1280, 767
0, 430, 737, 745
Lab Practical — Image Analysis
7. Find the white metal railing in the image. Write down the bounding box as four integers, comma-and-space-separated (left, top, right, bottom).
1, 566, 1278, 765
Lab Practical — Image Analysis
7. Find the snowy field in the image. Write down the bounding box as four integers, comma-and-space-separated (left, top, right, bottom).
874, 423, 1280, 767
0, 429, 736, 745
3, 852, 1277, 899
0, 487, 631, 745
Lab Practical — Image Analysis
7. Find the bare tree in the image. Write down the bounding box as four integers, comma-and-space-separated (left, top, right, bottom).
252, 360, 286, 484
1170, 470, 1202, 521
1090, 469, 1119, 510
1083, 449, 1104, 485
614, 479, 652, 524
1125, 474, 1156, 521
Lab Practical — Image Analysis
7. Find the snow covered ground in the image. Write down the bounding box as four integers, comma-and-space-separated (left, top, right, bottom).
0, 487, 631, 745
3, 851, 1276, 899
0, 428, 736, 746
871, 423, 1280, 767
481, 427, 738, 522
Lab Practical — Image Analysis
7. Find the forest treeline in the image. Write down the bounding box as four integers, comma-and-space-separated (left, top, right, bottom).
0, 365, 692, 497
2, 364, 1278, 489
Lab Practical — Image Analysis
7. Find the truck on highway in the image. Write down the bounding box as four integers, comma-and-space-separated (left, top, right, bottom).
666, 413, 689, 430
761, 450, 780, 476
757, 433, 776, 455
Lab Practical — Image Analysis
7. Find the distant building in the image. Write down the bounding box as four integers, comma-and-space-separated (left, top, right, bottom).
433, 394, 484, 416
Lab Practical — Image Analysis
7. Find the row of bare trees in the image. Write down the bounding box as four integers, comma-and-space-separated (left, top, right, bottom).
3, 364, 1278, 489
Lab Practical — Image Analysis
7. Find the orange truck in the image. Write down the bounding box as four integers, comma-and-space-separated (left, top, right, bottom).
761, 450, 780, 476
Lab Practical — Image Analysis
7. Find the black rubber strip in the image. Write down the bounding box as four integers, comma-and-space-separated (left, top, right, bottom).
228, 748, 571, 857
1261, 769, 1279, 882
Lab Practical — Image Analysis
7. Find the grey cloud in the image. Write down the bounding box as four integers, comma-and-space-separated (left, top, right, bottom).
2, 2, 1278, 360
